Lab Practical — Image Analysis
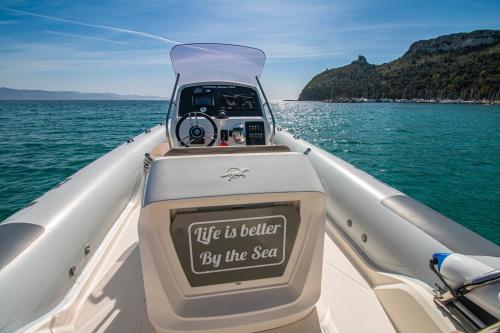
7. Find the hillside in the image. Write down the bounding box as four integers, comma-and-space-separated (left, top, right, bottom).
0, 87, 165, 100
298, 30, 500, 101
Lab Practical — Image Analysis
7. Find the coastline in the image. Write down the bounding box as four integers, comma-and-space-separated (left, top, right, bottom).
296, 97, 500, 105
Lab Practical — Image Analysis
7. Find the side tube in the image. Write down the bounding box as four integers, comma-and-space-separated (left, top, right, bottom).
274, 130, 500, 287
0, 125, 166, 332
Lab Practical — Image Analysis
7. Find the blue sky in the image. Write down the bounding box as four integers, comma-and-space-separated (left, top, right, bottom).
0, 0, 499, 99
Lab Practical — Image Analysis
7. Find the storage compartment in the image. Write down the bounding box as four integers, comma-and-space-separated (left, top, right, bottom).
171, 204, 300, 287
138, 151, 325, 333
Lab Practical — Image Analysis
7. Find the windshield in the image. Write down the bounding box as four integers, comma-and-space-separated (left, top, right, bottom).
170, 43, 266, 85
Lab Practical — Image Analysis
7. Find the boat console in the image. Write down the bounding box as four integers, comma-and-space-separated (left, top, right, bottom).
165, 43, 274, 149
138, 150, 325, 333
139, 44, 329, 332
170, 83, 271, 147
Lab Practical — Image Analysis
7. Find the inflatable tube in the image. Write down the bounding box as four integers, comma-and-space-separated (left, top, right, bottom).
274, 130, 500, 287
0, 125, 166, 332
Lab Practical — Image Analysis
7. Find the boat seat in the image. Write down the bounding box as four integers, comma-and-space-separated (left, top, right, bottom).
164, 144, 290, 156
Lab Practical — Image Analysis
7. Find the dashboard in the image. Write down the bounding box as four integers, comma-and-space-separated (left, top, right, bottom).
178, 85, 263, 117
174, 84, 268, 147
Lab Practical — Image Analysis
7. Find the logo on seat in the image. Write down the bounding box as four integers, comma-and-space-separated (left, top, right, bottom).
221, 168, 250, 181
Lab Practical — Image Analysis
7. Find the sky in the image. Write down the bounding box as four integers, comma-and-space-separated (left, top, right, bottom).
0, 0, 499, 100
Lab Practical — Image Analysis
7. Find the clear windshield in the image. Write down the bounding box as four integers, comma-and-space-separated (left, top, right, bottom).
170, 43, 266, 85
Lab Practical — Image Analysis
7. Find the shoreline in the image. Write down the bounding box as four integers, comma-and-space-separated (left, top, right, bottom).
291, 98, 500, 105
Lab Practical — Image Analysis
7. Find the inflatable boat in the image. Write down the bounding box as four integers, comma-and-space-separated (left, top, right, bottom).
1, 43, 499, 333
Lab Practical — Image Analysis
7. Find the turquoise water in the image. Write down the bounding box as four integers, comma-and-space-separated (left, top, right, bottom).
0, 100, 499, 244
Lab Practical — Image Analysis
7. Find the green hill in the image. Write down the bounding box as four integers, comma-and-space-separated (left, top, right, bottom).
298, 30, 500, 101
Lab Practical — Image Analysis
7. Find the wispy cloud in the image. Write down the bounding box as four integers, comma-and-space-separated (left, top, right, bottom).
328, 21, 500, 34
0, 7, 180, 44
268, 51, 345, 60
0, 40, 170, 72
329, 22, 442, 33
44, 30, 138, 47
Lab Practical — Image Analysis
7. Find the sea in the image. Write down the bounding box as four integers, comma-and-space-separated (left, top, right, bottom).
0, 100, 498, 244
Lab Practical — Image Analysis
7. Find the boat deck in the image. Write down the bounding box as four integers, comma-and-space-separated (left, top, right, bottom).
29, 188, 455, 333
70, 210, 393, 333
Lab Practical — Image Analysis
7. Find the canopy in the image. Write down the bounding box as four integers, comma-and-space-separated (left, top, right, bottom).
170, 43, 266, 86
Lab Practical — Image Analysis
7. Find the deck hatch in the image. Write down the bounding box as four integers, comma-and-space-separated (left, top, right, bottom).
171, 205, 300, 286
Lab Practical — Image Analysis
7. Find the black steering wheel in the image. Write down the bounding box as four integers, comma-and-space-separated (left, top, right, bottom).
175, 112, 218, 147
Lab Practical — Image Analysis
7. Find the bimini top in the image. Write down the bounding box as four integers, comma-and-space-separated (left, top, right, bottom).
170, 43, 266, 86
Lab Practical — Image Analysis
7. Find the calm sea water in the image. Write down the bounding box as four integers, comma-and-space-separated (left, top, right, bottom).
0, 100, 499, 244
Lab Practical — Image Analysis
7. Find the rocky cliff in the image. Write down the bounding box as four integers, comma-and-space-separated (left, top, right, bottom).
299, 30, 500, 101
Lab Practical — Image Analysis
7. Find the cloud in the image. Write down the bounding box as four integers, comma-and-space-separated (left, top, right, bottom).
0, 19, 17, 24
268, 51, 345, 60
0, 7, 180, 44
44, 30, 139, 47
329, 22, 440, 33
0, 40, 170, 72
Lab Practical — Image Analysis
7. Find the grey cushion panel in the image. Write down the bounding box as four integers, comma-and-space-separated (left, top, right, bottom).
144, 152, 324, 206
382, 195, 500, 256
0, 223, 44, 270
165, 145, 290, 156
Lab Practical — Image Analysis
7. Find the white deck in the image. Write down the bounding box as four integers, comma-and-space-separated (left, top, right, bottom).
69, 222, 394, 332
27, 191, 456, 333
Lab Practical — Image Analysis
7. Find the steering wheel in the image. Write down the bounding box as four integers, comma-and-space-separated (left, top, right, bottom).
175, 112, 218, 147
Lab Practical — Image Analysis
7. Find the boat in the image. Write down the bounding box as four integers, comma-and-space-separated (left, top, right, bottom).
0, 43, 499, 333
